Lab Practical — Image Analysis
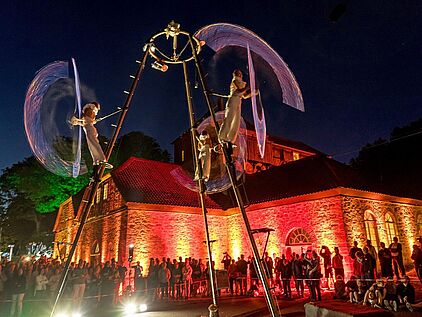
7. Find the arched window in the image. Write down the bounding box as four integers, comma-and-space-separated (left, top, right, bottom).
364, 211, 379, 251
416, 212, 422, 238
286, 228, 311, 245
385, 213, 398, 246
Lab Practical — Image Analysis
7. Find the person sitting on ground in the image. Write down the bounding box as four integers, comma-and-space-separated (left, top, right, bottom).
333, 275, 347, 300
396, 275, 415, 312
363, 281, 379, 307
383, 276, 398, 312
345, 275, 358, 303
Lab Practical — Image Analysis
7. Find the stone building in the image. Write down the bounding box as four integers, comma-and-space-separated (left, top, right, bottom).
54, 128, 422, 276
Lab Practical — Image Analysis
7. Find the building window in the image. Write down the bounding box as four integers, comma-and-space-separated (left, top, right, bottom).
286, 228, 311, 245
103, 183, 109, 200
181, 150, 185, 162
96, 188, 101, 204
385, 213, 398, 246
293, 152, 300, 161
284, 150, 293, 162
364, 211, 379, 251
416, 212, 422, 238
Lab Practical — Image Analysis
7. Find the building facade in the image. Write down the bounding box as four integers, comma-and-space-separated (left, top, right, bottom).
54, 153, 422, 276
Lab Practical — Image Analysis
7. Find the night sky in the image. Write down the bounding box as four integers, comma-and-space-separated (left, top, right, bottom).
1, 1, 421, 171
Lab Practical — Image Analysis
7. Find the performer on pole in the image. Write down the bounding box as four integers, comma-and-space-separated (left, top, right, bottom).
194, 130, 212, 182
70, 102, 113, 169
218, 70, 253, 155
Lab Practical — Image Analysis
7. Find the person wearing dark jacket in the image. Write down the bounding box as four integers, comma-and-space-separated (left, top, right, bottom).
396, 276, 415, 312
362, 247, 375, 283
10, 268, 26, 317
292, 254, 304, 298
280, 255, 292, 298
378, 242, 393, 278
389, 237, 405, 278
411, 244, 422, 283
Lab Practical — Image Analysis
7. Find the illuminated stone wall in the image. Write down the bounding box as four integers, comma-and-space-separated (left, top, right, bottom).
342, 196, 422, 269
227, 196, 352, 274
124, 207, 229, 273
54, 184, 422, 276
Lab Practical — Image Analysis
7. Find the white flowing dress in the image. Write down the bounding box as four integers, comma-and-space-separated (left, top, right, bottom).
219, 75, 247, 143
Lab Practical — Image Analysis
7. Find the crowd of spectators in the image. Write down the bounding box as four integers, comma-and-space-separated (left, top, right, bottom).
334, 236, 422, 312
1, 235, 421, 316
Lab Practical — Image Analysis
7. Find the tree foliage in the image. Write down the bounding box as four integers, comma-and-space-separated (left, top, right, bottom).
0, 131, 170, 216
110, 131, 170, 166
351, 118, 422, 198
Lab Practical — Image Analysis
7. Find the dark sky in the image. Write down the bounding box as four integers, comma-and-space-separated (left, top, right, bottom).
1, 0, 421, 171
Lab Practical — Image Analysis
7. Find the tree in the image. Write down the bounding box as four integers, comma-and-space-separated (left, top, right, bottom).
351, 118, 422, 199
110, 131, 171, 166
0, 130, 170, 247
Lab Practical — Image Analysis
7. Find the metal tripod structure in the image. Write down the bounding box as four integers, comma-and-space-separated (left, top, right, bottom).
50, 22, 280, 317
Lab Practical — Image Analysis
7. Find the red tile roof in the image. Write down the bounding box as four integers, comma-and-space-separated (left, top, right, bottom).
109, 155, 403, 211
111, 157, 222, 209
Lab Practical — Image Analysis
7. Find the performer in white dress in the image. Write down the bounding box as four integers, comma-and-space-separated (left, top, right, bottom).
70, 102, 112, 168
194, 131, 212, 182
219, 69, 252, 146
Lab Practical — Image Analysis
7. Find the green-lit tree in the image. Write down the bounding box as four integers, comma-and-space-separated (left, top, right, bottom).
0, 130, 170, 248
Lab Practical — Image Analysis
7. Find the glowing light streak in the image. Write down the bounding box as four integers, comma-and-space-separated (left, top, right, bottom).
247, 43, 266, 158
195, 23, 304, 112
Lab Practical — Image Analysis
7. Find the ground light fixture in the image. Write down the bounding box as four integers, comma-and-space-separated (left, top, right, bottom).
122, 301, 148, 315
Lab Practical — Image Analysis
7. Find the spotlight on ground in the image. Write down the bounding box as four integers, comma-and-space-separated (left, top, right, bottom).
72, 313, 82, 317
139, 303, 148, 312
123, 302, 137, 315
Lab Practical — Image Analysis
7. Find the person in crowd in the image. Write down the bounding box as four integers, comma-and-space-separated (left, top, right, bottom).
158, 261, 171, 299
263, 252, 274, 287
378, 242, 393, 278
411, 244, 422, 283
396, 275, 415, 312
345, 275, 358, 303
33, 266, 48, 315
306, 250, 321, 301
333, 275, 347, 300
389, 237, 405, 278
332, 247, 344, 279
292, 254, 304, 298
133, 261, 143, 292
349, 241, 362, 260
363, 280, 381, 307
237, 254, 248, 295
182, 259, 193, 299
383, 276, 398, 312
170, 260, 181, 299
362, 247, 375, 283
228, 259, 238, 295
354, 279, 367, 304
221, 252, 232, 271
353, 250, 364, 279
71, 259, 87, 311
274, 256, 281, 290
248, 256, 258, 292
10, 268, 26, 317
280, 255, 292, 299
366, 240, 378, 268
319, 246, 333, 290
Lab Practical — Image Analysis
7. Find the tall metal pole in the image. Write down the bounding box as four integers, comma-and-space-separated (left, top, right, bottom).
188, 35, 279, 317
182, 61, 219, 317
50, 46, 150, 317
